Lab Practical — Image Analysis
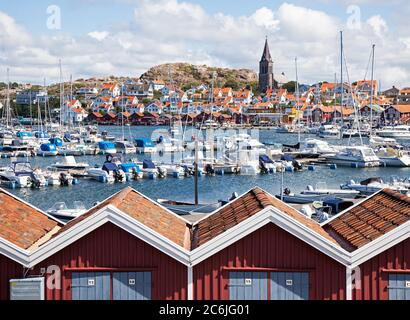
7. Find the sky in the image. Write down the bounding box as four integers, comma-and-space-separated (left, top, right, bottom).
0, 0, 409, 89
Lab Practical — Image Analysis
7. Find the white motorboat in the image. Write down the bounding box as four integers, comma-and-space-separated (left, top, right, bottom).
115, 141, 136, 154
301, 182, 360, 199
240, 161, 261, 175
47, 201, 87, 222
0, 161, 47, 188
49, 156, 90, 171
44, 170, 75, 186
86, 167, 115, 183
376, 148, 410, 167
134, 138, 157, 154
58, 143, 98, 156
318, 125, 340, 139
324, 146, 380, 167
369, 136, 402, 149
37, 143, 58, 156
158, 164, 186, 178
375, 125, 410, 139
300, 139, 339, 156
340, 177, 409, 195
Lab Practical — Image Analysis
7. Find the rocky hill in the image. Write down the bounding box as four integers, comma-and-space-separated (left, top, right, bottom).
140, 63, 257, 89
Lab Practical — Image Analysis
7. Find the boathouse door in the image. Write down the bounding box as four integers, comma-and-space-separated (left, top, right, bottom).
270, 272, 309, 300
113, 272, 152, 300
71, 272, 110, 300
228, 272, 268, 300
388, 273, 410, 300
228, 271, 309, 300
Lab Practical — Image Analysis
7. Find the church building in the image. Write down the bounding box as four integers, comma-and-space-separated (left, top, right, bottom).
259, 37, 277, 92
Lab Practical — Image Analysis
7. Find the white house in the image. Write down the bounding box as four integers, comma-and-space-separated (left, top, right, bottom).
91, 96, 114, 112
124, 81, 154, 99
145, 101, 163, 114
127, 103, 145, 114
61, 100, 88, 124
150, 80, 166, 91
76, 87, 99, 95
115, 96, 139, 108
100, 83, 121, 97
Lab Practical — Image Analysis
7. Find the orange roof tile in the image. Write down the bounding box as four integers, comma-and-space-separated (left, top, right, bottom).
0, 189, 61, 249
54, 187, 191, 249
324, 189, 410, 251
191, 187, 339, 249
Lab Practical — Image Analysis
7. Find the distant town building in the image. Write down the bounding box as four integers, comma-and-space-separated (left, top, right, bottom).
397, 88, 410, 105
16, 90, 48, 105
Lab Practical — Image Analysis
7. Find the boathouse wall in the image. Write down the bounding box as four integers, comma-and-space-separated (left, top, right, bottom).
29, 222, 188, 300
0, 255, 25, 300
193, 223, 347, 300
352, 237, 410, 300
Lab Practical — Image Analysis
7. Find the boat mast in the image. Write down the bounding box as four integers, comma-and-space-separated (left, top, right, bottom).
333, 73, 337, 125
43, 78, 48, 128
194, 139, 199, 205
5, 68, 11, 128
59, 59, 64, 127
340, 31, 344, 139
295, 57, 300, 143
369, 44, 375, 136
121, 81, 125, 141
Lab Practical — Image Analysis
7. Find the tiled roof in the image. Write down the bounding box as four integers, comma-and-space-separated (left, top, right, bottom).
54, 187, 191, 249
392, 105, 410, 113
190, 187, 339, 249
0, 189, 61, 250
323, 189, 410, 251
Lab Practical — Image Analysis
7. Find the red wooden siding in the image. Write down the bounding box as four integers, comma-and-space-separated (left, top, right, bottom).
193, 223, 346, 300
30, 222, 187, 300
0, 255, 24, 300
353, 237, 410, 300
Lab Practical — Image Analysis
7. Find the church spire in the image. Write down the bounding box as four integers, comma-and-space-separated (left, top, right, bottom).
261, 36, 272, 62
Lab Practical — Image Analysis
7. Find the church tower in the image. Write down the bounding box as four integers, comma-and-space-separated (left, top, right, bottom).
259, 37, 275, 93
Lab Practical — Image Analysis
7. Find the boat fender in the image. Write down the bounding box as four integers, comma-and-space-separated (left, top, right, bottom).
329, 164, 337, 170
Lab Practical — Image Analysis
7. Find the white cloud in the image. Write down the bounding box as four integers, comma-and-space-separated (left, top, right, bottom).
366, 15, 388, 38
88, 31, 109, 41
0, 1, 409, 89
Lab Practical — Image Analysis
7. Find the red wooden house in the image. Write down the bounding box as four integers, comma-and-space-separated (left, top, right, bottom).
0, 187, 409, 300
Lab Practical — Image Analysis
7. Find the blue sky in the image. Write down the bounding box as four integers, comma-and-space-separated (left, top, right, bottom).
0, 0, 408, 87
0, 0, 396, 36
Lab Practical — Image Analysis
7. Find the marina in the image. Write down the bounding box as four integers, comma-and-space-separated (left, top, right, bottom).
1, 0, 410, 303
1, 125, 410, 214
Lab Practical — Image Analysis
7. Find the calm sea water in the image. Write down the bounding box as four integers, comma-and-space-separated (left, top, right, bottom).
4, 125, 410, 211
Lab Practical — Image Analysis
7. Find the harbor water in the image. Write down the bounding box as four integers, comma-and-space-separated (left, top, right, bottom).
3, 125, 410, 211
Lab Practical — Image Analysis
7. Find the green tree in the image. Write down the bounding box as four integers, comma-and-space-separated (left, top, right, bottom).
224, 79, 240, 90
282, 81, 299, 93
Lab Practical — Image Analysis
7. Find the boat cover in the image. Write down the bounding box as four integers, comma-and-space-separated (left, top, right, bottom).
360, 177, 382, 185
102, 162, 118, 172
16, 131, 33, 138
49, 138, 63, 147
135, 138, 155, 148
98, 141, 116, 150
119, 163, 138, 173
40, 143, 57, 152
259, 155, 273, 163
143, 159, 156, 169
281, 154, 295, 161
